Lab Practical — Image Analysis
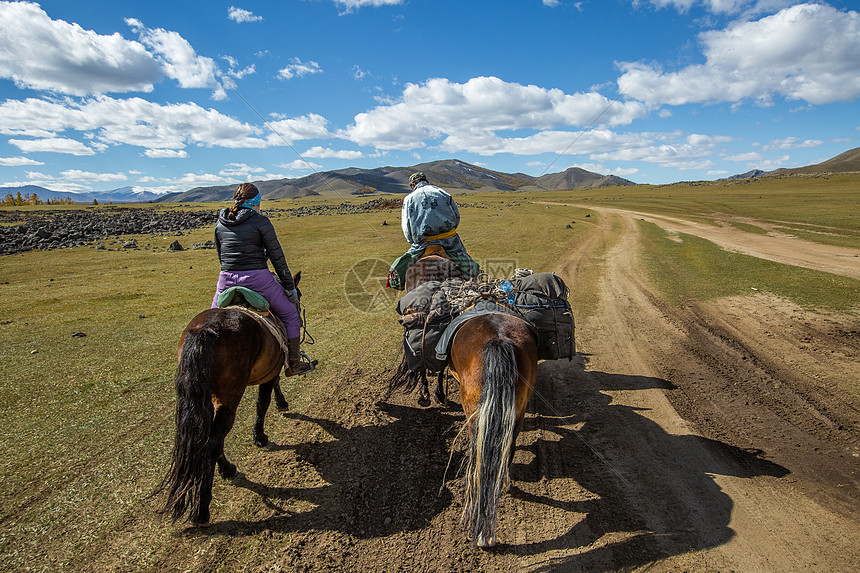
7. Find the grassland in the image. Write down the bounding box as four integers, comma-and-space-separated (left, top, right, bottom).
0, 176, 858, 570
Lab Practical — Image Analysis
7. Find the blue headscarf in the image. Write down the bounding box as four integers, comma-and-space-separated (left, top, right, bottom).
238, 194, 261, 209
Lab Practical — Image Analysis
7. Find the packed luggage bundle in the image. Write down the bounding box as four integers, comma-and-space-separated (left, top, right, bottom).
396, 270, 575, 374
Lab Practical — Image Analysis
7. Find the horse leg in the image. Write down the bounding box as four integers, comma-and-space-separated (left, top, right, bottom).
434, 370, 447, 404
189, 402, 237, 523
417, 370, 431, 407
504, 416, 527, 493
273, 380, 289, 412
215, 404, 239, 481
254, 378, 276, 447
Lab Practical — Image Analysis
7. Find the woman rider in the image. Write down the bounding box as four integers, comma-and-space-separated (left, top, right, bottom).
211, 183, 313, 376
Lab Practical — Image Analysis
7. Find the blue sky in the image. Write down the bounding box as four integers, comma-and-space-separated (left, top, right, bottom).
0, 0, 858, 194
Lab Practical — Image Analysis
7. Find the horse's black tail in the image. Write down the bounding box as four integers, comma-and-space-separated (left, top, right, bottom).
462, 338, 518, 547
154, 326, 216, 523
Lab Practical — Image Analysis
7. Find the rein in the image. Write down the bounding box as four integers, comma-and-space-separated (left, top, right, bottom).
297, 301, 315, 345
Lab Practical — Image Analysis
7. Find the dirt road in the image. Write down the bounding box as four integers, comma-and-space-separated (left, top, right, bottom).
576, 205, 860, 280
140, 207, 858, 572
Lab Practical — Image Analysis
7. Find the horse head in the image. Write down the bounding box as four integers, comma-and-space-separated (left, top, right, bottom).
293, 270, 302, 299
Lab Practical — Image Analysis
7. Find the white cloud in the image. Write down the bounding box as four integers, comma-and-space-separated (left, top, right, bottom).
223, 57, 255, 79
174, 172, 237, 187
543, 0, 560, 7
333, 0, 403, 13
635, 1, 796, 15
278, 58, 323, 80
724, 151, 762, 161
0, 2, 160, 95
219, 163, 268, 179
16, 172, 92, 193
587, 132, 725, 170
266, 114, 332, 144
228, 6, 263, 23
144, 149, 189, 158
60, 169, 127, 182
764, 136, 822, 151
757, 154, 791, 169
126, 18, 225, 98
637, 0, 738, 13
343, 76, 647, 151
619, 4, 860, 106
302, 146, 363, 159
9, 137, 95, 155
0, 96, 328, 152
279, 159, 322, 171
352, 65, 369, 80
0, 156, 43, 166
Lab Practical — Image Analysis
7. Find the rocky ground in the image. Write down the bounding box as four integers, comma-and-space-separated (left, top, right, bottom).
0, 199, 405, 256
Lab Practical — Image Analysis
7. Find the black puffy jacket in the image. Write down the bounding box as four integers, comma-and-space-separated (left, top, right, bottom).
214, 207, 295, 291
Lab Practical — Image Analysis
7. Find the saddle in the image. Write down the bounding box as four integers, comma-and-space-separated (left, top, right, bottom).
420, 244, 449, 259
216, 286, 288, 352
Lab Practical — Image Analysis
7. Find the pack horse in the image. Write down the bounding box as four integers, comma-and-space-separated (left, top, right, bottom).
394, 255, 575, 547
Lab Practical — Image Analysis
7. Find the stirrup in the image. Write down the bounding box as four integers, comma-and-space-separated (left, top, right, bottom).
299, 351, 318, 372
286, 352, 317, 376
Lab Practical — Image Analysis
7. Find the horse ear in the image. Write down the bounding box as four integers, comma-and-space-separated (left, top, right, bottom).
294, 271, 301, 286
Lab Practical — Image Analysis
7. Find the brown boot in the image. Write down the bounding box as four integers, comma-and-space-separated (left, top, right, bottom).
285, 337, 313, 376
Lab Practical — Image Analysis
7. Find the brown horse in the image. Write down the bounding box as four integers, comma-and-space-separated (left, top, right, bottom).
404, 257, 539, 547
155, 273, 304, 524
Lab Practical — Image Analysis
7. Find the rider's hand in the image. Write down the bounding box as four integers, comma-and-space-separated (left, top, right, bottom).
286, 289, 299, 303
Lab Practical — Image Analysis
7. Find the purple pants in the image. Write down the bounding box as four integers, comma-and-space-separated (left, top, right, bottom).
211, 269, 301, 338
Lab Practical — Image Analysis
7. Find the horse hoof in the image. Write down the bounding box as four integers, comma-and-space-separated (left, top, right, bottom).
254, 434, 269, 448
276, 403, 290, 413
476, 534, 497, 548
417, 396, 431, 407
219, 463, 238, 479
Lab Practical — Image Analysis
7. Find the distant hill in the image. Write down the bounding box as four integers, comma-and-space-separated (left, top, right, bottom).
0, 184, 165, 204
155, 160, 634, 203
721, 169, 772, 181
782, 146, 860, 174
725, 146, 860, 179
534, 167, 636, 190
0, 184, 56, 198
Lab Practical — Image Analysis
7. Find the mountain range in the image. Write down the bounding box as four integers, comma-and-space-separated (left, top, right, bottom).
720, 146, 860, 180
0, 185, 165, 204
153, 160, 635, 203
3, 147, 858, 204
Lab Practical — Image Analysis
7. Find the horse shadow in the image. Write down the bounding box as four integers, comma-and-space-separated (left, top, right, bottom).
185, 399, 463, 539
491, 354, 789, 569
182, 352, 789, 569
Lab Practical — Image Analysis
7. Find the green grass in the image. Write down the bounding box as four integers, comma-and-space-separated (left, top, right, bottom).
0, 196, 591, 570
727, 221, 770, 235
1, 182, 856, 569
530, 173, 860, 247
638, 220, 860, 311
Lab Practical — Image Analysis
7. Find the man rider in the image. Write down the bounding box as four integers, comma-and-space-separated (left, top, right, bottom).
387, 172, 480, 289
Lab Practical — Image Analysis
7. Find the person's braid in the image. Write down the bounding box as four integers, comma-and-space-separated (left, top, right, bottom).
228, 183, 259, 217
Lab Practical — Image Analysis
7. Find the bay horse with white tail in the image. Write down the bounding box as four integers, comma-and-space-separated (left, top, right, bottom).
403, 256, 539, 547
155, 273, 306, 524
